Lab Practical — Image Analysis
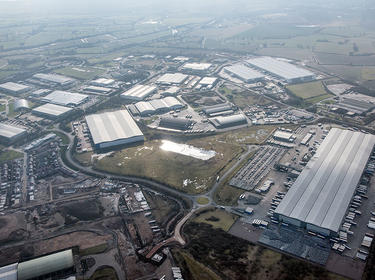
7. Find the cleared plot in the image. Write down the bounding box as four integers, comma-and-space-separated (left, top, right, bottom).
54, 66, 105, 80
286, 81, 330, 100
0, 150, 23, 163
95, 137, 242, 194
192, 207, 238, 231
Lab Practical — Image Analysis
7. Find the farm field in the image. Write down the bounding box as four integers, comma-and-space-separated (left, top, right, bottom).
286, 81, 331, 101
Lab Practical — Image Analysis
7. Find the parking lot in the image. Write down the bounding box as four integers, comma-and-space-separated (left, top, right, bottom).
73, 121, 93, 153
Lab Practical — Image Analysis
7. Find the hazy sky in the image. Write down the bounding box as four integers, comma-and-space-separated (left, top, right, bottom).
0, 0, 371, 16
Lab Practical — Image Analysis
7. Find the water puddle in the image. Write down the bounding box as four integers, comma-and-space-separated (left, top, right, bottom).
160, 140, 216, 160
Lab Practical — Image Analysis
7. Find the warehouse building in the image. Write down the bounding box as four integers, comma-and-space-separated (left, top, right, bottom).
86, 110, 144, 149
121, 85, 157, 101
14, 99, 29, 111
273, 130, 295, 142
224, 64, 265, 83
334, 98, 375, 115
182, 63, 212, 72
42, 90, 88, 107
90, 78, 115, 87
130, 97, 184, 116
32, 104, 73, 120
199, 77, 218, 86
246, 57, 315, 83
202, 103, 234, 117
0, 123, 27, 144
156, 73, 188, 85
159, 118, 192, 131
209, 113, 247, 128
162, 86, 180, 96
0, 82, 30, 95
32, 73, 75, 87
274, 128, 375, 236
82, 85, 113, 95
0, 263, 17, 280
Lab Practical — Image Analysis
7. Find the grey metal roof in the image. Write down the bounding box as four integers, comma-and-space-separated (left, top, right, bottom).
18, 250, 74, 280
0, 123, 26, 139
134, 97, 182, 115
42, 90, 88, 106
336, 98, 375, 114
246, 57, 315, 81
224, 64, 264, 81
156, 73, 188, 84
211, 114, 247, 126
275, 128, 375, 233
33, 73, 75, 85
0, 82, 30, 93
0, 263, 17, 280
121, 85, 157, 100
32, 103, 72, 117
85, 110, 144, 145
14, 99, 29, 110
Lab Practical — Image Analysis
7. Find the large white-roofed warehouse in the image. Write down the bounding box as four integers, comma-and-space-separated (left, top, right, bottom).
0, 123, 27, 144
246, 57, 315, 83
85, 110, 144, 149
224, 64, 265, 83
120, 85, 157, 101
0, 82, 30, 95
274, 128, 375, 236
209, 114, 248, 129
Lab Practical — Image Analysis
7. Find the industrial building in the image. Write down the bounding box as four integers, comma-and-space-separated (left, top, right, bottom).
0, 249, 76, 280
334, 98, 375, 115
246, 57, 315, 83
182, 63, 212, 71
14, 99, 29, 111
129, 97, 183, 116
0, 123, 27, 144
162, 86, 180, 96
42, 90, 88, 107
156, 73, 188, 85
90, 78, 115, 87
86, 110, 144, 149
32, 104, 73, 119
209, 113, 248, 128
199, 77, 218, 86
274, 128, 375, 236
273, 130, 295, 142
121, 85, 157, 101
224, 64, 265, 83
32, 73, 75, 87
82, 85, 113, 95
0, 82, 30, 95
159, 118, 192, 130
202, 103, 234, 117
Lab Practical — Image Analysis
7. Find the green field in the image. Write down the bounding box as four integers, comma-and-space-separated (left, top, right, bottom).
192, 207, 238, 231
54, 66, 105, 80
286, 81, 332, 102
0, 150, 23, 163
220, 87, 274, 109
94, 137, 243, 194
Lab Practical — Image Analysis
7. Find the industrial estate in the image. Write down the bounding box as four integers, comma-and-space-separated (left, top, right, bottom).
1, 1, 375, 280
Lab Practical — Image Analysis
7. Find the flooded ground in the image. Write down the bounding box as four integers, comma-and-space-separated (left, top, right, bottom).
160, 140, 216, 160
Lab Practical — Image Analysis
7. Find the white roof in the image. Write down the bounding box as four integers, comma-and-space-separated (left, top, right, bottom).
246, 57, 315, 81
224, 64, 264, 81
182, 63, 212, 70
212, 114, 247, 126
121, 85, 157, 100
0, 123, 26, 139
156, 73, 188, 84
42, 90, 88, 106
275, 128, 375, 233
199, 77, 218, 85
134, 97, 182, 115
91, 78, 115, 86
85, 110, 144, 145
33, 73, 75, 84
0, 263, 17, 280
32, 103, 72, 117
274, 130, 293, 140
0, 82, 29, 92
